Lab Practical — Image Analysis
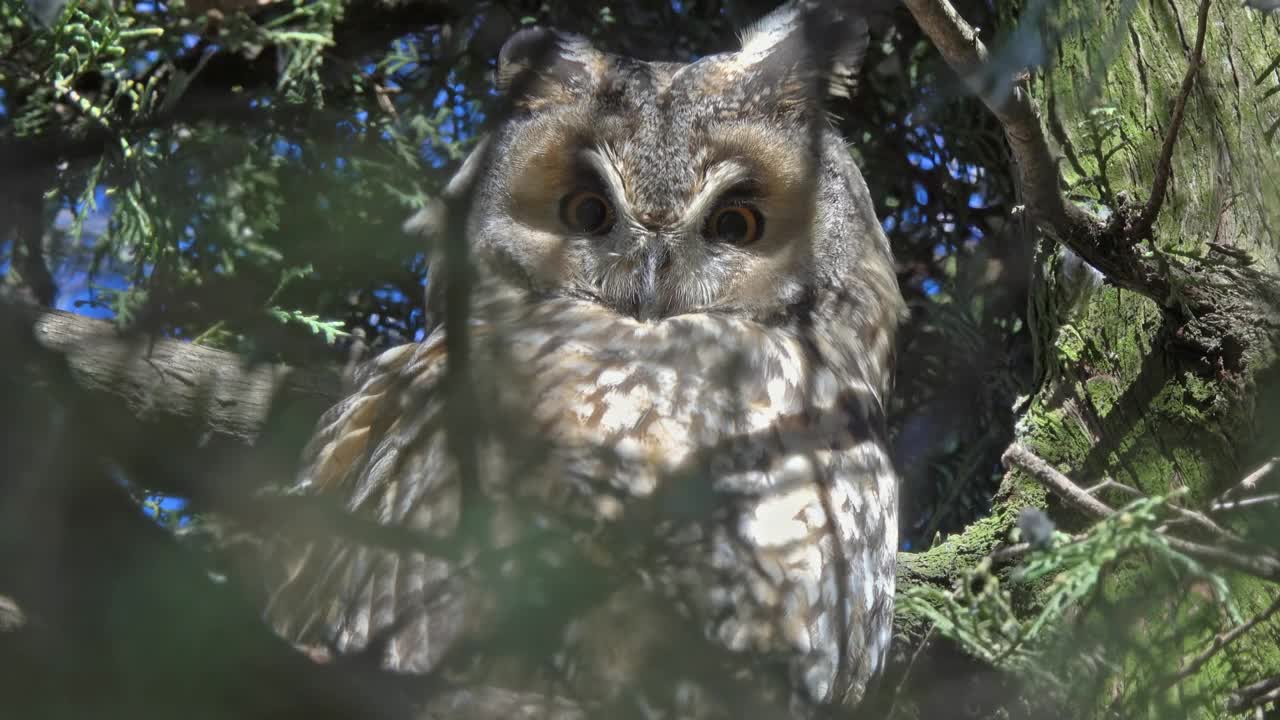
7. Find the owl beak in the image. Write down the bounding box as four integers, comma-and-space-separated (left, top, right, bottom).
633, 241, 670, 322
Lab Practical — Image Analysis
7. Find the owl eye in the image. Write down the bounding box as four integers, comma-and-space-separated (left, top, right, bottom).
560, 191, 615, 235
706, 203, 764, 246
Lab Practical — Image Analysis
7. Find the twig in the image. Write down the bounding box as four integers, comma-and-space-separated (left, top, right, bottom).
1090, 476, 1238, 540
1132, 0, 1213, 237
1212, 493, 1280, 514
1158, 504, 1238, 542
1164, 593, 1280, 689
1238, 458, 1279, 491
1002, 443, 1280, 584
1228, 675, 1280, 714
883, 622, 936, 718
1211, 457, 1279, 509
1084, 477, 1141, 496
1161, 536, 1280, 584
1002, 444, 1114, 519
989, 541, 1034, 563
227, 491, 467, 562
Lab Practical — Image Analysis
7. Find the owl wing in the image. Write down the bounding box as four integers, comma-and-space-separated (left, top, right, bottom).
262, 334, 475, 674
261, 306, 898, 712
260, 315, 629, 677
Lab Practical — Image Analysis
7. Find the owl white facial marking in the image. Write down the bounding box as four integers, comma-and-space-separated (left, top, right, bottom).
681, 159, 754, 230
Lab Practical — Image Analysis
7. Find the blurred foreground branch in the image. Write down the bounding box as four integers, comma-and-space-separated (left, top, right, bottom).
5, 300, 994, 718
27, 306, 342, 444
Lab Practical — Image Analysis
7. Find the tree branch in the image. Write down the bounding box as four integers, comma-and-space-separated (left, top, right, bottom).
24, 306, 341, 445
1227, 674, 1280, 714
900, 0, 1209, 311
900, 0, 1094, 239
1133, 0, 1212, 237
1164, 592, 1280, 689
1002, 443, 1112, 518
1002, 443, 1280, 584
1212, 457, 1279, 511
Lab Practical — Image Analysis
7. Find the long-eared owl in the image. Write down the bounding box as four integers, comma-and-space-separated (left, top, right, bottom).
263, 1, 904, 716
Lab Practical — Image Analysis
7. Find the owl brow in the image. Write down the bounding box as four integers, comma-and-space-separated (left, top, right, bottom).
576, 147, 631, 219
680, 159, 755, 229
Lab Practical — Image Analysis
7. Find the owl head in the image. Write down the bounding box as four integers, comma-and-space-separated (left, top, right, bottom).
413, 1, 899, 358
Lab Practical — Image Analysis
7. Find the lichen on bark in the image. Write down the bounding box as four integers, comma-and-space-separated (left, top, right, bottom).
891, 0, 1280, 716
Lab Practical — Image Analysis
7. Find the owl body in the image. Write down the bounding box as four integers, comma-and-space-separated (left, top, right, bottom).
265, 3, 903, 716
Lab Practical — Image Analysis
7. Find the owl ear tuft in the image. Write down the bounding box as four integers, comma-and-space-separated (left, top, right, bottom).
495, 28, 603, 104
736, 1, 870, 101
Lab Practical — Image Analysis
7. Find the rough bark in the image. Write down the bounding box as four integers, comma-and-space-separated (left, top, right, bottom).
890, 0, 1280, 717
27, 307, 342, 444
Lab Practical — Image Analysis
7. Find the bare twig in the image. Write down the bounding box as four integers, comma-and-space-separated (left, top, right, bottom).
1002, 443, 1280, 583
988, 541, 1034, 563
1132, 0, 1213, 237
1164, 593, 1280, 689
1084, 477, 1140, 496
1161, 536, 1280, 584
1212, 493, 1280, 514
884, 625, 936, 720
1087, 476, 1238, 540
1239, 458, 1279, 491
1002, 444, 1114, 519
1211, 457, 1279, 510
1227, 675, 1280, 714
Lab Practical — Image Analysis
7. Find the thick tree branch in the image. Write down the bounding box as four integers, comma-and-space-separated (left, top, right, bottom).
8, 304, 987, 605
904, 0, 1280, 387
900, 0, 1095, 240
899, 0, 1236, 315
25, 307, 341, 445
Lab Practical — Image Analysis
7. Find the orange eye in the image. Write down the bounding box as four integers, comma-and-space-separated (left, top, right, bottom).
560, 191, 615, 235
707, 203, 763, 245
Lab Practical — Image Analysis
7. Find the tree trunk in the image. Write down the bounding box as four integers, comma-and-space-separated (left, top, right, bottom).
891, 0, 1280, 717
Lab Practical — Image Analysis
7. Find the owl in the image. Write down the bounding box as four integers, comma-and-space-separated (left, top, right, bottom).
261, 2, 903, 717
